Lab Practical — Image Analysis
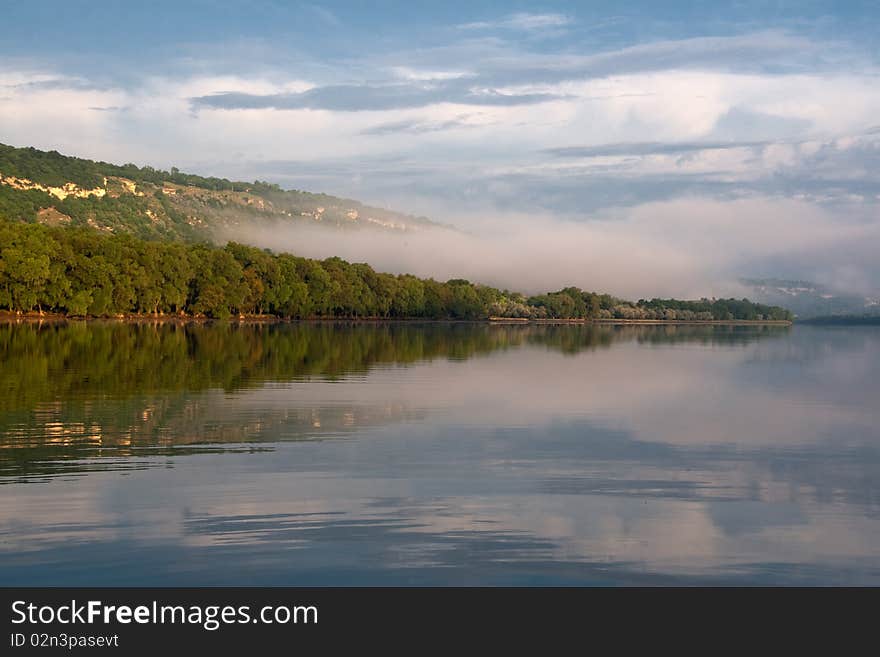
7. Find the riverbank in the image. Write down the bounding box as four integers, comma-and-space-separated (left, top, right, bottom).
0, 310, 793, 326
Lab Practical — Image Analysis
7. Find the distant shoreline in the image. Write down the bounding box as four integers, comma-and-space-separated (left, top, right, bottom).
0, 311, 793, 326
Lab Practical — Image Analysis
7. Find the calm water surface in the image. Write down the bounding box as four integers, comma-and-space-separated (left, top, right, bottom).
1, 321, 878, 585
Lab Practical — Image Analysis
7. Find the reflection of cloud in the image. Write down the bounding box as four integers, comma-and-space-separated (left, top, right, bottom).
1, 326, 879, 584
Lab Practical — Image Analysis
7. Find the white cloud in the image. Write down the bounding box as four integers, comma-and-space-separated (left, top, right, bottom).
389, 67, 473, 81
4, 65, 877, 203
458, 12, 572, 32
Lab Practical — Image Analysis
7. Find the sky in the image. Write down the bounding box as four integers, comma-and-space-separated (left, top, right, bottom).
1, 1, 879, 296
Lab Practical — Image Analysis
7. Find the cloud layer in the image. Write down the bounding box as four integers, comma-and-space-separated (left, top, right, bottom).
1, 5, 879, 294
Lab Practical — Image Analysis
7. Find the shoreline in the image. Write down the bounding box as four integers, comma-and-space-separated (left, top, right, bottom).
489, 317, 792, 326
0, 311, 793, 326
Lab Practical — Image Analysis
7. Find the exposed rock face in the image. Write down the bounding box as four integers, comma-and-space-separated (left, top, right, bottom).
0, 173, 107, 200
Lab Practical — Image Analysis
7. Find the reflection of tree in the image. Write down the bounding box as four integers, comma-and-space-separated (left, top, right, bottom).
628, 324, 791, 347
0, 390, 427, 482
0, 322, 790, 411
526, 325, 616, 354
0, 321, 510, 412
525, 323, 790, 353
0, 321, 789, 481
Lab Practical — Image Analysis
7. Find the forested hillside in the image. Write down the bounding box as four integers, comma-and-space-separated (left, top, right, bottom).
0, 219, 794, 321
0, 143, 437, 241
0, 143, 794, 322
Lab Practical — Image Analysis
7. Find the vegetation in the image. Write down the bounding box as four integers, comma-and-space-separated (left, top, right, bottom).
0, 143, 297, 193
0, 142, 435, 241
0, 219, 793, 321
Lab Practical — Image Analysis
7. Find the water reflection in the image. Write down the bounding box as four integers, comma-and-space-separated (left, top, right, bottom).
2, 321, 879, 584
0, 321, 788, 479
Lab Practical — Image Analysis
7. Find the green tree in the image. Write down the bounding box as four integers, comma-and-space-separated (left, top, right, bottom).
188, 247, 247, 318
0, 222, 57, 311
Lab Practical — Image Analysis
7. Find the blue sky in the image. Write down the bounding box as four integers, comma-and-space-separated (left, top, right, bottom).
2, 1, 880, 295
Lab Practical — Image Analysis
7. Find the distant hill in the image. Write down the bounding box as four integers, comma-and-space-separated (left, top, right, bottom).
741, 277, 880, 319
0, 142, 439, 242
799, 315, 880, 325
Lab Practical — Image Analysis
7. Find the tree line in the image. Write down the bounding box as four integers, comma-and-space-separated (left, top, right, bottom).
0, 219, 793, 321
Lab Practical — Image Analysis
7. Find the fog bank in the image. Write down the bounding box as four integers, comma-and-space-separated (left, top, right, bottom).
224, 196, 880, 300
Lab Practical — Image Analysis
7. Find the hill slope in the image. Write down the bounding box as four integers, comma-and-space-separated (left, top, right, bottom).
0, 142, 438, 242
741, 278, 880, 319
